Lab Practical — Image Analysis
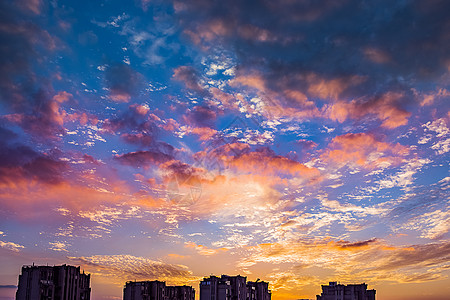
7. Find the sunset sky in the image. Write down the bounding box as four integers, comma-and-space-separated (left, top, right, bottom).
0, 0, 449, 299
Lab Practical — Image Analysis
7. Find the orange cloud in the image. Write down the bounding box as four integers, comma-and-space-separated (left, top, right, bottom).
321, 133, 409, 169
69, 254, 197, 286
241, 239, 450, 285
233, 70, 411, 128
191, 126, 218, 140
109, 91, 131, 102
306, 74, 365, 101
326, 92, 411, 128
416, 88, 450, 107
210, 87, 239, 110
185, 242, 229, 256
167, 253, 190, 259
194, 143, 321, 183
229, 151, 321, 183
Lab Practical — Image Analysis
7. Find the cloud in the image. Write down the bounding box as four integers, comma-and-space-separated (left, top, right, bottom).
183, 105, 217, 128
387, 178, 449, 239
177, 0, 450, 82
369, 158, 431, 193
0, 138, 69, 187
184, 242, 229, 256
104, 113, 151, 134
69, 255, 197, 285
174, 0, 450, 129
240, 239, 450, 284
226, 147, 322, 183
0, 157, 139, 220
373, 242, 450, 272
189, 126, 218, 141
0, 240, 25, 252
210, 88, 239, 110
334, 238, 378, 250
198, 143, 321, 182
320, 133, 409, 169
172, 66, 206, 93
49, 241, 70, 252
102, 104, 174, 149
0, 1, 65, 141
78, 205, 142, 226
325, 91, 411, 128
16, 0, 42, 15
232, 72, 410, 128
421, 117, 450, 155
3, 89, 76, 140
319, 196, 385, 216
105, 64, 142, 102
115, 150, 174, 168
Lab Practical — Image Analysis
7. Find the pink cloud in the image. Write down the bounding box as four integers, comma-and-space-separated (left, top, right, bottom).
321, 132, 409, 169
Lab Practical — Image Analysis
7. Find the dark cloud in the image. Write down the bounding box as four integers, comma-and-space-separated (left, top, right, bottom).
115, 149, 173, 168
103, 104, 153, 133
183, 0, 450, 80
175, 0, 450, 122
120, 133, 154, 147
0, 142, 39, 168
7, 89, 70, 140
375, 241, 450, 271
172, 66, 206, 94
103, 104, 159, 147
23, 156, 68, 184
0, 136, 68, 185
184, 105, 217, 128
0, 126, 18, 143
336, 238, 377, 249
294, 139, 317, 150
0, 1, 38, 108
0, 1, 66, 140
105, 64, 143, 102
160, 159, 205, 184
82, 154, 101, 165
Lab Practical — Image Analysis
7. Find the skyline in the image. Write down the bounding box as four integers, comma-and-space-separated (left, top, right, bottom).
15, 264, 379, 300
0, 1, 449, 300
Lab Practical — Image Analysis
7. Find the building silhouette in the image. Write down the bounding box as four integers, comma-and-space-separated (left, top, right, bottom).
199, 275, 271, 300
316, 282, 375, 300
123, 280, 195, 300
16, 264, 90, 300
246, 280, 270, 300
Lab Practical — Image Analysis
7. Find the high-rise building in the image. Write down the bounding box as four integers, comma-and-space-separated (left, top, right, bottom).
199, 275, 270, 300
316, 282, 375, 300
199, 276, 222, 300
123, 281, 195, 300
166, 285, 195, 300
246, 280, 271, 300
16, 264, 91, 300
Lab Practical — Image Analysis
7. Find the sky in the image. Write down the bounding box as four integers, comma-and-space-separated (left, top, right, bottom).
0, 0, 449, 299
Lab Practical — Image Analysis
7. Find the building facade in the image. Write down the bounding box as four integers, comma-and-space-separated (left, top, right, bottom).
123, 281, 195, 300
316, 282, 375, 300
246, 280, 271, 300
200, 275, 271, 300
16, 264, 90, 300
